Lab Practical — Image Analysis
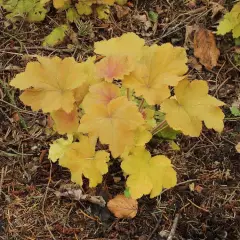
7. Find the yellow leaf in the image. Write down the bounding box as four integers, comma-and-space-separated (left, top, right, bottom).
161, 80, 225, 137
121, 147, 177, 199
78, 96, 145, 158
73, 57, 102, 104
169, 140, 180, 151
107, 195, 138, 219
96, 0, 115, 5
121, 126, 152, 159
82, 82, 120, 111
134, 127, 152, 146
94, 32, 145, 58
59, 136, 110, 187
123, 44, 188, 105
217, 3, 240, 38
10, 56, 87, 113
74, 82, 90, 105
49, 135, 73, 162
51, 107, 79, 134
141, 108, 157, 129
53, 0, 70, 9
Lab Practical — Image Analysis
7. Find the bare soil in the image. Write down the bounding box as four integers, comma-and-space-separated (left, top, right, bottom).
0, 0, 240, 239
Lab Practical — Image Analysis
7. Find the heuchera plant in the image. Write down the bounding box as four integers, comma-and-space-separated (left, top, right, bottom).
10, 33, 225, 199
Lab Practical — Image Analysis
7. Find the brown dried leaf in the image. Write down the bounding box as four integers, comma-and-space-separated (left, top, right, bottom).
39, 149, 47, 163
114, 5, 130, 19
184, 25, 199, 49
194, 28, 220, 70
194, 185, 203, 193
188, 56, 202, 71
12, 112, 20, 122
107, 194, 138, 218
210, 2, 226, 18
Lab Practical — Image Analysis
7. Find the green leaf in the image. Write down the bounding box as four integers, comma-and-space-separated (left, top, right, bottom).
169, 140, 180, 151
124, 188, 131, 198
66, 7, 80, 23
75, 1, 92, 16
1, 0, 47, 22
157, 127, 179, 140
235, 37, 240, 46
42, 25, 69, 47
27, 2, 47, 22
230, 106, 240, 116
234, 53, 240, 66
148, 11, 158, 23
217, 2, 240, 39
115, 0, 127, 5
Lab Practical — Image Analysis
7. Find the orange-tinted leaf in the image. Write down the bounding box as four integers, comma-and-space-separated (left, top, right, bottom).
51, 107, 79, 134
96, 56, 134, 82
107, 195, 138, 218
82, 82, 120, 111
74, 82, 90, 104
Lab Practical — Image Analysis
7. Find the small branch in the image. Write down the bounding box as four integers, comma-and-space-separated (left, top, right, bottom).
187, 199, 209, 213
55, 188, 106, 207
160, 179, 199, 195
167, 213, 180, 240
1, 46, 76, 53
147, 216, 162, 240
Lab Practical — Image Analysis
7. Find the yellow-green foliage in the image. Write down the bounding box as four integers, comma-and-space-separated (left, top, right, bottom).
217, 2, 240, 39
42, 24, 69, 47
0, 0, 47, 22
0, 0, 126, 22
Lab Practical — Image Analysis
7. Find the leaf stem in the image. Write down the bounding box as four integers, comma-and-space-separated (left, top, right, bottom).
151, 120, 168, 135
127, 88, 130, 101
138, 99, 145, 111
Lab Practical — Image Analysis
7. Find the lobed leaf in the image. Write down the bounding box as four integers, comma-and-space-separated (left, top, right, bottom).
51, 107, 79, 134
79, 96, 145, 158
82, 82, 120, 110
57, 135, 110, 187
10, 56, 87, 113
161, 79, 225, 137
123, 44, 188, 105
121, 147, 177, 199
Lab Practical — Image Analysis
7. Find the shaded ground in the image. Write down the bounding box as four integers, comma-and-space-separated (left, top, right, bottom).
0, 0, 240, 239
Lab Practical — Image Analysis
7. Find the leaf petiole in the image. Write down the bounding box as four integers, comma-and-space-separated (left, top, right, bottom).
151, 120, 168, 135
138, 99, 145, 111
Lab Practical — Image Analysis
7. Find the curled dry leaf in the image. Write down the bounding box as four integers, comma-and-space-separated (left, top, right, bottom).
194, 28, 220, 70
210, 2, 225, 18
107, 194, 138, 218
184, 25, 199, 49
